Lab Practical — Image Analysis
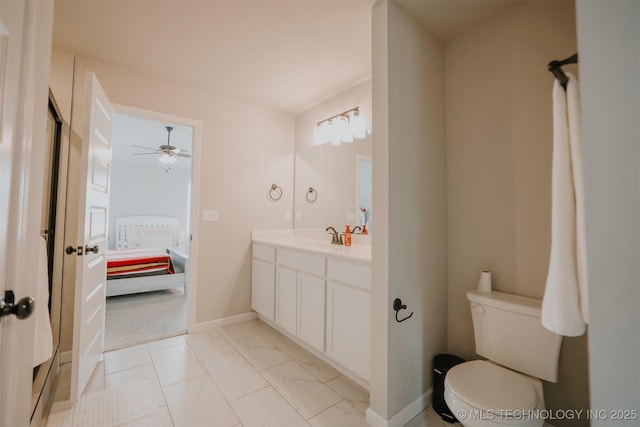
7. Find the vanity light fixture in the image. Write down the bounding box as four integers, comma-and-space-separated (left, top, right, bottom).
313, 106, 368, 146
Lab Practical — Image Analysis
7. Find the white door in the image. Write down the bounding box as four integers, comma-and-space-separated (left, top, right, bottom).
275, 267, 298, 335
297, 273, 325, 352
0, 0, 54, 424
70, 72, 113, 403
326, 281, 371, 381
251, 258, 276, 321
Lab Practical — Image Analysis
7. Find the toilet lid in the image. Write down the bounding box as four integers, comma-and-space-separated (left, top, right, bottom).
445, 361, 538, 412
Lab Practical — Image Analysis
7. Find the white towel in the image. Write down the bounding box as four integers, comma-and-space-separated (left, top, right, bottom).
33, 236, 53, 367
542, 73, 589, 336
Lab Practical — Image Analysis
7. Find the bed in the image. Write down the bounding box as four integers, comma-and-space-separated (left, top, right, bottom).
106, 216, 188, 297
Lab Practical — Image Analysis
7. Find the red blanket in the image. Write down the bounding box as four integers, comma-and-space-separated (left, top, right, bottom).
107, 248, 174, 278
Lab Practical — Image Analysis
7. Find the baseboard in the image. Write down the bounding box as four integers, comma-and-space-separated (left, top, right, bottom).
188, 311, 257, 333
366, 388, 432, 427
59, 350, 72, 364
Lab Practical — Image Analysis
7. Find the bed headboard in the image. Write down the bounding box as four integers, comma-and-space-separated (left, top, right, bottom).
115, 216, 185, 251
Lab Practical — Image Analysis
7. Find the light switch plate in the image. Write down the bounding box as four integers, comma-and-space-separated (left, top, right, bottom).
202, 210, 218, 222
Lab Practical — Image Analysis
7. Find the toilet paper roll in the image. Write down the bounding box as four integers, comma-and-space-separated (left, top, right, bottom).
477, 270, 492, 292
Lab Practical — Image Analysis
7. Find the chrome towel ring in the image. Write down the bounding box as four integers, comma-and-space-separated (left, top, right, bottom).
268, 184, 283, 201
306, 187, 318, 203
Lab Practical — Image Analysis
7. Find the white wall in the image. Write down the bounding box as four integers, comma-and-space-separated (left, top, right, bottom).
370, 1, 448, 422
576, 1, 640, 422
108, 161, 191, 250
50, 51, 294, 340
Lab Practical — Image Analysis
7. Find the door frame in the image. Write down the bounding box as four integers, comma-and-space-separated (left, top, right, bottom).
111, 103, 202, 331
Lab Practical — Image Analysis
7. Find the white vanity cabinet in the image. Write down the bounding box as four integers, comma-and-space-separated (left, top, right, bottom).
275, 249, 326, 352
297, 273, 326, 352
275, 266, 298, 335
325, 259, 371, 381
251, 239, 371, 385
251, 244, 276, 321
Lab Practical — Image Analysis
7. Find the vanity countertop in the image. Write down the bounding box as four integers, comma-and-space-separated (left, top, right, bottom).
252, 229, 371, 263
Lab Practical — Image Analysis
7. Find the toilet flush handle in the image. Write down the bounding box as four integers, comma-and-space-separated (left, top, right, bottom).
472, 304, 486, 315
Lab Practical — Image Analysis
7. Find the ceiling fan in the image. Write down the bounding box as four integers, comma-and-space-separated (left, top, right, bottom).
132, 126, 191, 165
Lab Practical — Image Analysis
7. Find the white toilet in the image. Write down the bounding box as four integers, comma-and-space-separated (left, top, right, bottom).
444, 290, 562, 427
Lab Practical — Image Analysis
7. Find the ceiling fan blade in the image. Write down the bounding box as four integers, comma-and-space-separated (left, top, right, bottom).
131, 144, 160, 151
175, 153, 192, 158
132, 152, 161, 156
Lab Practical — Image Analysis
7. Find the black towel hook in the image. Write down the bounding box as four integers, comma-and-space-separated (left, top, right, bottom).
393, 298, 413, 323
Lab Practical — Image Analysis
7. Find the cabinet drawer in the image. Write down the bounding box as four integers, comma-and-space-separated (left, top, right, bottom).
327, 259, 371, 290
278, 249, 325, 276
253, 244, 276, 263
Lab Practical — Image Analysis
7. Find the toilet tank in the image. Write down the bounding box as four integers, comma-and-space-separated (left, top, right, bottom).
468, 290, 562, 382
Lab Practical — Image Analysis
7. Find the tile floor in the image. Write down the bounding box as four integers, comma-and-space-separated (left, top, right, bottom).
50, 318, 453, 427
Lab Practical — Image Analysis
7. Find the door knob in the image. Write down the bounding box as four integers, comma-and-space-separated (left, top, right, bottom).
85, 245, 99, 254
65, 245, 77, 255
0, 291, 35, 320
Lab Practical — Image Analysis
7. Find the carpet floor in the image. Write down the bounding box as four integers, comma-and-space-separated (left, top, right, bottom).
104, 288, 187, 351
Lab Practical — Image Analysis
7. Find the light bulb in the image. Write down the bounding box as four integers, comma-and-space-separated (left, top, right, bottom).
352, 110, 367, 140
158, 154, 178, 165
328, 120, 341, 146
314, 123, 327, 145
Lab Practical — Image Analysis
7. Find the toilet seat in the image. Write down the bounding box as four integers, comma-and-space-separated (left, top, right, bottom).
445, 361, 538, 414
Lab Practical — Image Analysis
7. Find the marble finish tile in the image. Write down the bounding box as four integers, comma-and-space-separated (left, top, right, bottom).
281, 344, 341, 383
185, 329, 235, 360
326, 375, 369, 414
231, 334, 290, 371
146, 335, 185, 352
254, 323, 295, 349
122, 405, 174, 427
219, 321, 258, 341
104, 343, 152, 375
163, 375, 238, 427
405, 408, 450, 427
203, 351, 267, 402
262, 360, 341, 419
105, 363, 165, 408
230, 386, 309, 427
308, 400, 369, 427
150, 343, 205, 387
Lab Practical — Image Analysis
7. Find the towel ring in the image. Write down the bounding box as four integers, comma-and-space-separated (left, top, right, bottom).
268, 184, 283, 201
306, 187, 318, 203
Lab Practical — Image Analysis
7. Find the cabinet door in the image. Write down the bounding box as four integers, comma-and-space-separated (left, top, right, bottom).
275, 267, 298, 335
297, 273, 326, 352
252, 259, 275, 321
326, 282, 371, 381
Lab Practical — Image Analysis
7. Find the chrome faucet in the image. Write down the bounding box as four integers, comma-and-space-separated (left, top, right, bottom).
325, 226, 343, 245
352, 226, 362, 234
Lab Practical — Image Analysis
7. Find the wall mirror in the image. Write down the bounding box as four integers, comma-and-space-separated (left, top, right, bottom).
292, 80, 372, 232
293, 136, 372, 231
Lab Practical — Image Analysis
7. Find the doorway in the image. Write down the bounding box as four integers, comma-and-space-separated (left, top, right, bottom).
104, 110, 195, 350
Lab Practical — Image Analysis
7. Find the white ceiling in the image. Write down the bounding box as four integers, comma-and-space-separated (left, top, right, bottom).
53, 0, 525, 115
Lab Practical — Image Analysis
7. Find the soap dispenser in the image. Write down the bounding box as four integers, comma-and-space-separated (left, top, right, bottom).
344, 225, 352, 246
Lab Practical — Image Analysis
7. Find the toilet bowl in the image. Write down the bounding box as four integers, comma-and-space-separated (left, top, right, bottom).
444, 360, 544, 427
446, 290, 562, 427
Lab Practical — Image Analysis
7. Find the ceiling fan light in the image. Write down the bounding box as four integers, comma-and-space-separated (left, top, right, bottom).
158, 153, 172, 164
